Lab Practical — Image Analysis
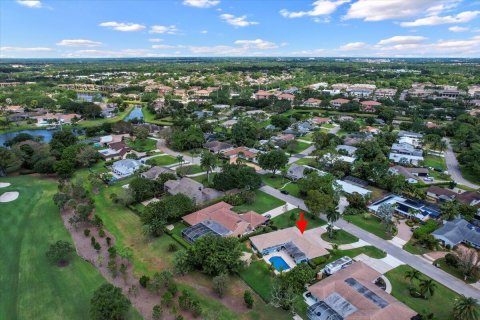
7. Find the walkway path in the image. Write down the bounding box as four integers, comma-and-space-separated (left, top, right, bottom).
444, 138, 479, 189
260, 184, 480, 298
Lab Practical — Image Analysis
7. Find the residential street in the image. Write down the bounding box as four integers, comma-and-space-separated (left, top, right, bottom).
260, 185, 480, 299
444, 138, 479, 189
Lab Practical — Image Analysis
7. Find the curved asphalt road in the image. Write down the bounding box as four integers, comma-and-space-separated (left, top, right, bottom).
444, 138, 479, 190
260, 185, 480, 299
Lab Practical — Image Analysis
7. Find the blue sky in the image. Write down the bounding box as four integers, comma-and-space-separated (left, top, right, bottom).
1, 0, 480, 58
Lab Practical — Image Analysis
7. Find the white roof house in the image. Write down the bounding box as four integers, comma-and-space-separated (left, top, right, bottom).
111, 159, 141, 177
335, 180, 371, 196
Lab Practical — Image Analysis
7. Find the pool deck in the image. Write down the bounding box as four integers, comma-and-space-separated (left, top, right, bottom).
263, 251, 296, 274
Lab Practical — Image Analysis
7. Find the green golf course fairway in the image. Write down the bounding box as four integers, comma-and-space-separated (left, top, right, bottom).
0, 175, 138, 320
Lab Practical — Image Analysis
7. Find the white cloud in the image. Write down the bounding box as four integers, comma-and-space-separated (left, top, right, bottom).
338, 42, 367, 50
0, 46, 52, 52
290, 49, 326, 56
280, 0, 349, 18
182, 0, 219, 8
148, 38, 163, 42
377, 36, 427, 45
63, 49, 155, 58
16, 0, 42, 8
220, 14, 258, 27
99, 21, 146, 32
200, 30, 208, 34
449, 25, 469, 32
56, 39, 102, 47
149, 25, 178, 34
344, 0, 444, 21
234, 39, 278, 49
401, 11, 480, 27
152, 44, 176, 49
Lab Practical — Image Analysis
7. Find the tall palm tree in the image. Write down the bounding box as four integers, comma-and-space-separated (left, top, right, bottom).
453, 295, 479, 320
419, 279, 437, 299
176, 155, 184, 168
326, 208, 340, 239
404, 268, 421, 286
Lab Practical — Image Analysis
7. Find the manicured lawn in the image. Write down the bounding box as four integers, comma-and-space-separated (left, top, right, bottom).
233, 190, 286, 214
0, 176, 141, 320
145, 154, 178, 166
126, 138, 157, 152
271, 208, 326, 230
261, 174, 289, 189
281, 182, 301, 198
141, 107, 173, 126
435, 257, 480, 284
403, 239, 432, 255
321, 229, 359, 245
79, 105, 134, 128
314, 246, 387, 271
176, 165, 204, 176
385, 265, 462, 319
423, 155, 447, 171
290, 141, 311, 154
344, 213, 395, 240
294, 157, 317, 166
238, 260, 274, 302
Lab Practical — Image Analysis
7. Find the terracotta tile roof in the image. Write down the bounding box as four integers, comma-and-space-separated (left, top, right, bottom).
222, 146, 258, 159
182, 201, 266, 236
331, 98, 350, 104
250, 227, 328, 260
312, 117, 330, 124
308, 261, 417, 320
360, 100, 382, 106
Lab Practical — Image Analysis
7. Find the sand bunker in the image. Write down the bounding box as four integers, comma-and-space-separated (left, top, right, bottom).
0, 182, 11, 188
0, 192, 19, 202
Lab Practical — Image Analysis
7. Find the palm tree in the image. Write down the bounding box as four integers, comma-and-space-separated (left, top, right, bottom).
404, 268, 421, 286
452, 295, 479, 320
419, 279, 437, 299
326, 208, 340, 239
176, 155, 184, 168
200, 151, 217, 182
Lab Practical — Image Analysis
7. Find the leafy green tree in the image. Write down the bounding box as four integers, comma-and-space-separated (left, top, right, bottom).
54, 159, 76, 179
0, 147, 21, 176
173, 250, 192, 275
231, 119, 257, 147
212, 164, 261, 191
452, 295, 479, 320
377, 106, 395, 124
188, 235, 243, 276
169, 126, 205, 151
258, 149, 289, 176
45, 240, 74, 266
270, 115, 290, 130
404, 268, 421, 286
152, 304, 163, 320
326, 208, 340, 238
212, 273, 229, 298
244, 290, 254, 309
128, 177, 157, 203
90, 284, 131, 320
49, 130, 77, 158
133, 126, 149, 140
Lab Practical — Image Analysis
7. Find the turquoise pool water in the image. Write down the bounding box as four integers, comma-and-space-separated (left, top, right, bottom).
269, 256, 290, 272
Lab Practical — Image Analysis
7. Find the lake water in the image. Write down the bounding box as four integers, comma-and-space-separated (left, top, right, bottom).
0, 129, 57, 146
124, 107, 144, 122
0, 128, 83, 146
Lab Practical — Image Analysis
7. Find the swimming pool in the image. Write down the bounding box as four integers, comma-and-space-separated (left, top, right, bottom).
269, 256, 291, 272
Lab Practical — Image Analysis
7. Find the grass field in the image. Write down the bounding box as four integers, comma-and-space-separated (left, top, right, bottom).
403, 239, 432, 255
145, 154, 179, 166
126, 138, 157, 152
423, 155, 447, 171
344, 213, 395, 240
0, 175, 141, 320
176, 165, 204, 176
141, 107, 173, 126
290, 141, 311, 154
271, 208, 326, 230
233, 190, 286, 214
321, 229, 359, 245
293, 157, 317, 166
385, 265, 462, 319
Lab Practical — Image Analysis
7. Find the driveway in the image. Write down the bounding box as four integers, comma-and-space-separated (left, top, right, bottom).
260, 184, 480, 298
444, 138, 479, 189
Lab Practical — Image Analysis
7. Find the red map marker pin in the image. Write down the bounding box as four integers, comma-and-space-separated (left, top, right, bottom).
296, 212, 308, 234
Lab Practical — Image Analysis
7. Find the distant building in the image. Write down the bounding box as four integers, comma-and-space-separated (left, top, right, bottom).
111, 159, 141, 177
433, 219, 480, 248
330, 98, 350, 109
255, 90, 274, 100
164, 177, 224, 205
303, 98, 322, 108
203, 140, 234, 153
141, 166, 175, 180
360, 100, 381, 112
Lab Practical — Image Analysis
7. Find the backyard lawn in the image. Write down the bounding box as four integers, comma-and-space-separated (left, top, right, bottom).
271, 208, 326, 230
290, 141, 311, 154
261, 175, 301, 197
321, 229, 359, 245
142, 106, 173, 125
126, 138, 157, 152
344, 213, 395, 240
233, 190, 285, 214
385, 265, 462, 319
423, 155, 447, 171
0, 175, 141, 320
403, 239, 432, 255
145, 154, 179, 166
